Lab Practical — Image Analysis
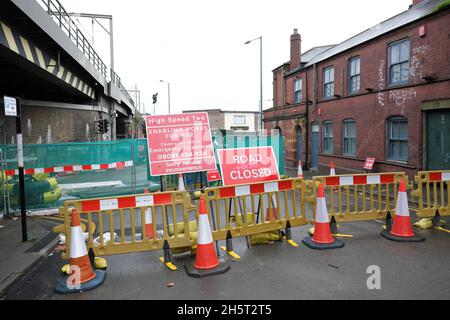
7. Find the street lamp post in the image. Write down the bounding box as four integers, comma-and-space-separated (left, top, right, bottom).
160, 80, 171, 115
245, 36, 263, 132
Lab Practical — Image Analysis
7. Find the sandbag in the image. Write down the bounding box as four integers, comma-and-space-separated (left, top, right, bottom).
250, 230, 281, 245
168, 221, 198, 235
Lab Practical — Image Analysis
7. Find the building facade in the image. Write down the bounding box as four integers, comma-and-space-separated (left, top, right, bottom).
265, 0, 450, 178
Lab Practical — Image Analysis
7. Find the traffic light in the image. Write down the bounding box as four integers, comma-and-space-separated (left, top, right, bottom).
97, 119, 105, 133
97, 119, 110, 134
104, 119, 109, 133
153, 93, 158, 104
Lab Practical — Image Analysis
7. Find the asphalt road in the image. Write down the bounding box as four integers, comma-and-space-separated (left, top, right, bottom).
3, 219, 450, 300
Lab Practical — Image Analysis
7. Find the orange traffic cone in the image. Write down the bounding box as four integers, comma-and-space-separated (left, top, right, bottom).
297, 161, 304, 178
178, 173, 185, 191
185, 196, 231, 277
143, 188, 154, 239
330, 162, 338, 191
302, 183, 345, 249
265, 194, 279, 222
381, 179, 425, 242
55, 209, 106, 294
330, 162, 336, 176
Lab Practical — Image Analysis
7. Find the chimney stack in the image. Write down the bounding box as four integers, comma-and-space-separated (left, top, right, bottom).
290, 28, 301, 70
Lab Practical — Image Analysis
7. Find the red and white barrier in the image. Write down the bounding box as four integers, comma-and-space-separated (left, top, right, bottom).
218, 180, 293, 198
81, 193, 172, 212
428, 172, 450, 182
4, 160, 134, 176
324, 174, 396, 187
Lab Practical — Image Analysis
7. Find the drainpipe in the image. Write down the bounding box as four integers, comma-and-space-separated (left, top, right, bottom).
304, 68, 309, 170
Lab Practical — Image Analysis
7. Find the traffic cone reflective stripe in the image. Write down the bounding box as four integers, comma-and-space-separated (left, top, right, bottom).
69, 209, 95, 284
178, 174, 185, 191
144, 209, 154, 239
391, 180, 414, 237
143, 188, 154, 238
194, 197, 219, 270
297, 161, 304, 178
312, 184, 334, 244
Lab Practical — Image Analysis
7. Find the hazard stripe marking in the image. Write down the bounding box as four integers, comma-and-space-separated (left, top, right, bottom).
82, 200, 100, 212
264, 182, 279, 193
100, 199, 118, 211
153, 193, 172, 206
235, 185, 250, 196
118, 197, 136, 209
0, 22, 19, 53
340, 176, 353, 186
136, 195, 154, 207
4, 161, 134, 176
429, 172, 442, 182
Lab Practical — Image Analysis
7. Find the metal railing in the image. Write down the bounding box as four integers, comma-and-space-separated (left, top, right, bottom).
37, 0, 134, 106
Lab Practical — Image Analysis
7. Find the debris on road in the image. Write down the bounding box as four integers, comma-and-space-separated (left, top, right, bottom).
166, 282, 175, 288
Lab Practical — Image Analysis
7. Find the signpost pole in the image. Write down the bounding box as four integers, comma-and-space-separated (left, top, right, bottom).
15, 98, 27, 242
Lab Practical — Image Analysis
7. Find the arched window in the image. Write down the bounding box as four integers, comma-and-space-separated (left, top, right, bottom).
322, 121, 334, 154
387, 116, 408, 162
342, 119, 356, 156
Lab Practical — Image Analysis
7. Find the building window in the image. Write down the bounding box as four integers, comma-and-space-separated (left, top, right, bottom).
348, 56, 360, 94
343, 119, 356, 156
323, 66, 334, 99
323, 121, 334, 154
387, 116, 408, 162
294, 78, 302, 104
388, 39, 410, 86
233, 115, 246, 125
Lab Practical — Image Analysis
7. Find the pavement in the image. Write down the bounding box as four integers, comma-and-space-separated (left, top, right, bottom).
0, 215, 60, 298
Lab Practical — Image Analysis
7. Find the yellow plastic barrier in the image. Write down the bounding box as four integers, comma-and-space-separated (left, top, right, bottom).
203, 178, 309, 242
311, 172, 407, 223
412, 170, 450, 219
60, 191, 196, 260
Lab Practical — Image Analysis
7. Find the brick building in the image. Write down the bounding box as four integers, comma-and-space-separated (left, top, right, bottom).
265, 0, 450, 178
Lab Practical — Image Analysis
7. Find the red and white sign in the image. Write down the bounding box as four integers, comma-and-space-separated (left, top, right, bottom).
217, 146, 280, 187
145, 113, 217, 176
364, 157, 376, 170
207, 170, 221, 182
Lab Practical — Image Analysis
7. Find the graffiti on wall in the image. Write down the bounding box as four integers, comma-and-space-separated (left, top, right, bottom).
377, 60, 386, 106
388, 88, 417, 108
410, 44, 430, 81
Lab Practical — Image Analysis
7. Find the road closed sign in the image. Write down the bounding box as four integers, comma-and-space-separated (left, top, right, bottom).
217, 146, 280, 186
145, 113, 217, 176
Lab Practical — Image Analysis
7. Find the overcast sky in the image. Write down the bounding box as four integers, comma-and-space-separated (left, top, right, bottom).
61, 0, 413, 115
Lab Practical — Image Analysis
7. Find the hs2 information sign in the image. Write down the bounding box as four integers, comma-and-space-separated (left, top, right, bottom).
145, 112, 217, 176
217, 146, 280, 186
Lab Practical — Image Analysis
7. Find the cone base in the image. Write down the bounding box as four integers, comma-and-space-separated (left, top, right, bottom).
54, 269, 106, 295
302, 236, 345, 250
380, 230, 425, 242
184, 261, 231, 278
